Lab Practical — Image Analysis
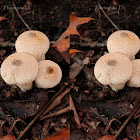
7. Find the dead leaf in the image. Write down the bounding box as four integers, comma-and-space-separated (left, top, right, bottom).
0, 135, 15, 140
56, 37, 70, 52
98, 135, 115, 140
129, 136, 137, 140
52, 29, 69, 48
51, 13, 94, 63
69, 49, 82, 55
70, 63, 83, 80
59, 50, 70, 64
68, 13, 95, 35
0, 17, 7, 22
69, 94, 81, 128
47, 48, 63, 62
43, 128, 70, 140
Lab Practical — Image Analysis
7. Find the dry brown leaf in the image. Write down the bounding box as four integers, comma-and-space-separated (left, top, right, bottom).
70, 63, 83, 80
69, 49, 82, 55
0, 135, 16, 140
51, 13, 94, 63
59, 50, 70, 64
56, 37, 70, 52
0, 17, 7, 22
52, 32, 70, 63
98, 135, 115, 140
52, 29, 69, 48
68, 13, 95, 35
69, 94, 81, 128
43, 128, 70, 140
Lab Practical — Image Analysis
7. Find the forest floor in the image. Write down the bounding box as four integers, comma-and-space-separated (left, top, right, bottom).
0, 0, 140, 140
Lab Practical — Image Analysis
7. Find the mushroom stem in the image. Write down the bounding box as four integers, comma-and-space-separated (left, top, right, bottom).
17, 82, 33, 92
110, 83, 125, 92
129, 55, 135, 61
35, 54, 45, 61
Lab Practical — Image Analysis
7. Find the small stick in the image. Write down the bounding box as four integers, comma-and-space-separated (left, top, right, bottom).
40, 86, 72, 117
17, 84, 66, 140
98, 2, 120, 31
0, 40, 106, 48
105, 117, 121, 133
134, 107, 140, 117
40, 106, 70, 120
134, 114, 140, 120
0, 41, 15, 47
13, 2, 31, 30
8, 117, 26, 134
115, 101, 140, 139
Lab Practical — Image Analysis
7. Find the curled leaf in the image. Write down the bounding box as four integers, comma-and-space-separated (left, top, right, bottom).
0, 135, 15, 140
43, 128, 70, 140
68, 13, 95, 35
98, 135, 115, 140
51, 13, 94, 63
69, 49, 82, 55
0, 17, 7, 22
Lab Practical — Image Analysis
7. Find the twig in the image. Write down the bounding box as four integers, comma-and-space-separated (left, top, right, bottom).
40, 85, 72, 118
98, 2, 120, 31
105, 117, 121, 133
13, 2, 31, 30
0, 40, 106, 48
70, 40, 107, 48
8, 117, 26, 134
115, 100, 140, 139
134, 114, 140, 120
40, 106, 70, 120
17, 84, 66, 140
134, 107, 140, 117
0, 41, 15, 47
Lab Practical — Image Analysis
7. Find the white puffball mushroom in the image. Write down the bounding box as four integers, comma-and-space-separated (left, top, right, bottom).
35, 60, 62, 89
127, 59, 140, 87
15, 30, 50, 61
1, 52, 38, 91
94, 52, 132, 92
107, 30, 140, 60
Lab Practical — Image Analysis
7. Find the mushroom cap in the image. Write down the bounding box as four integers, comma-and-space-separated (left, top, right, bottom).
15, 30, 50, 60
127, 59, 140, 87
94, 52, 132, 87
1, 52, 38, 86
35, 60, 62, 88
107, 30, 140, 60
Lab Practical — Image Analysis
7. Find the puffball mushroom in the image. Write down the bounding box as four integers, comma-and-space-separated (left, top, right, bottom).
1, 52, 38, 91
127, 59, 140, 87
15, 30, 50, 61
35, 60, 62, 88
107, 30, 140, 60
94, 52, 132, 91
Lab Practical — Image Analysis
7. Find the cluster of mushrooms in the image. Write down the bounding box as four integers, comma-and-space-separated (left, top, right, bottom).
0, 30, 62, 92
94, 30, 140, 92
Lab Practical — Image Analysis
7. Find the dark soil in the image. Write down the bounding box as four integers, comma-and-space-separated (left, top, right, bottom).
70, 0, 140, 140
0, 0, 140, 139
0, 0, 70, 139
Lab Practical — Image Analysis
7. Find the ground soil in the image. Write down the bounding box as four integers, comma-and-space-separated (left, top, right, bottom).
0, 0, 140, 140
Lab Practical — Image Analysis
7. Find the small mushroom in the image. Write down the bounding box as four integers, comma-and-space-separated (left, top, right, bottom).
127, 59, 140, 87
94, 52, 132, 91
15, 30, 50, 61
107, 30, 140, 60
1, 52, 38, 91
35, 60, 62, 88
